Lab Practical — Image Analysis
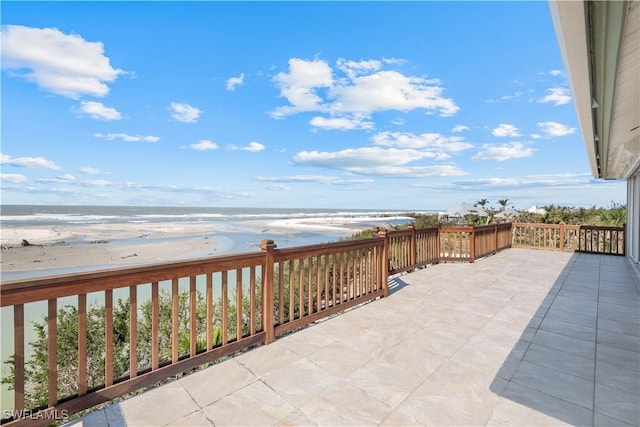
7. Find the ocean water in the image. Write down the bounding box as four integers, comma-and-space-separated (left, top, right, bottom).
0, 205, 425, 228
0, 205, 435, 278
0, 204, 430, 247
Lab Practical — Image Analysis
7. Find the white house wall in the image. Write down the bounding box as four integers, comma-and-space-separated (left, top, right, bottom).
628, 171, 640, 288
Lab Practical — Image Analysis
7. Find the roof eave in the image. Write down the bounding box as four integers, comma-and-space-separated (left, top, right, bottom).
549, 1, 601, 178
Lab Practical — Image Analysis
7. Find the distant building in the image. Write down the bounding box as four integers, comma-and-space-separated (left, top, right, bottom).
527, 206, 546, 214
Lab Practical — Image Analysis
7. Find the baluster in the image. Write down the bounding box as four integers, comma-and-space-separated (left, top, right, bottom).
347, 252, 353, 300
206, 274, 213, 349
190, 276, 197, 356
250, 265, 256, 335
222, 271, 228, 345
14, 304, 24, 411
78, 294, 87, 395
105, 290, 113, 386
171, 279, 178, 363
288, 261, 295, 320
48, 299, 57, 405
360, 249, 365, 296
130, 286, 137, 378
236, 269, 243, 341
340, 251, 346, 303
307, 258, 313, 315
278, 261, 284, 324
316, 257, 322, 313
298, 258, 305, 317
152, 282, 159, 369
324, 255, 330, 309
334, 253, 339, 301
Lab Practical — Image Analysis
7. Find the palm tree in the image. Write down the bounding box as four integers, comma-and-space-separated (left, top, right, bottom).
498, 199, 509, 211
475, 198, 489, 209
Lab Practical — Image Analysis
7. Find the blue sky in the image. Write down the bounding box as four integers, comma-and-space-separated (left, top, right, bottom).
1, 1, 627, 210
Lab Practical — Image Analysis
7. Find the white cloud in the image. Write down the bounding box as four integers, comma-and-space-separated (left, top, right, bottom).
538, 87, 571, 106
310, 116, 374, 131
38, 175, 113, 186
170, 102, 202, 123
243, 142, 265, 152
452, 173, 593, 190
549, 69, 563, 76
87, 179, 111, 186
74, 101, 122, 121
272, 58, 333, 117
79, 166, 108, 175
255, 175, 374, 185
225, 73, 245, 91
1, 25, 123, 98
330, 70, 458, 116
189, 140, 219, 151
472, 142, 534, 161
1, 153, 61, 170
288, 129, 473, 178
382, 57, 407, 66
94, 133, 159, 142
537, 121, 577, 137
295, 147, 435, 168
372, 131, 473, 152
293, 146, 467, 177
452, 125, 469, 133
492, 124, 521, 137
1, 173, 29, 183
487, 91, 523, 103
229, 142, 265, 152
271, 57, 459, 123
343, 164, 467, 177
336, 58, 382, 80
263, 184, 290, 191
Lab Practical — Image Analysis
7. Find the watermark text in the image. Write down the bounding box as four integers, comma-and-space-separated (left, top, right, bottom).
3, 409, 69, 422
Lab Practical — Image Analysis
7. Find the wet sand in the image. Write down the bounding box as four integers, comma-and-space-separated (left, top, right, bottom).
0, 217, 369, 277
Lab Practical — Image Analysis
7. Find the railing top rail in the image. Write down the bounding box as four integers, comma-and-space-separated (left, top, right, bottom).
386, 226, 439, 238
579, 224, 625, 231
1, 251, 265, 307
273, 237, 383, 260
413, 226, 440, 233
440, 225, 474, 233
385, 229, 414, 238
473, 224, 511, 232
513, 222, 571, 229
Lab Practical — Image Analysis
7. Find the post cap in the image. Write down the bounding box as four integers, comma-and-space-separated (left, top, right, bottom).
260, 239, 276, 250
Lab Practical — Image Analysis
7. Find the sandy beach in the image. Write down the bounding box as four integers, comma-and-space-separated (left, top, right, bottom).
0, 215, 391, 278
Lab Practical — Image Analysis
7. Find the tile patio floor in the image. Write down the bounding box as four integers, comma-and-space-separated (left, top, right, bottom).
68, 249, 640, 426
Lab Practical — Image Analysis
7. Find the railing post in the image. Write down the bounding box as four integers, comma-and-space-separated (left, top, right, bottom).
470, 226, 476, 263
409, 224, 416, 270
509, 222, 515, 248
377, 229, 389, 298
494, 224, 498, 254
559, 222, 565, 251
260, 239, 276, 345
577, 224, 583, 252
437, 225, 441, 262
